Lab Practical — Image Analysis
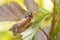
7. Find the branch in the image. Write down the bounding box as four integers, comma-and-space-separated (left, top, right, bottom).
49, 0, 56, 37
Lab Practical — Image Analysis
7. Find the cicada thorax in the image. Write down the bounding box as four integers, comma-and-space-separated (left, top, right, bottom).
9, 12, 33, 35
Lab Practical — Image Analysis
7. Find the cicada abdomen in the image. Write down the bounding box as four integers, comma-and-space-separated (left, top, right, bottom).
9, 12, 33, 35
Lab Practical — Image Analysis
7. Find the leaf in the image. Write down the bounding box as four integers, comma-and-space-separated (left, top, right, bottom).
21, 8, 50, 40
35, 7, 52, 28
56, 32, 60, 40
35, 0, 54, 13
56, 0, 60, 12
0, 21, 16, 31
24, 0, 38, 13
34, 7, 50, 22
14, 34, 22, 40
0, 31, 14, 40
33, 8, 52, 40
0, 0, 5, 6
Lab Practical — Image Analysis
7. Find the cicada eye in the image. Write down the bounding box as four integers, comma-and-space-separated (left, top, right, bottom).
24, 12, 32, 18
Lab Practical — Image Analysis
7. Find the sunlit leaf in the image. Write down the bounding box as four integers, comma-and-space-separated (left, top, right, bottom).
0, 31, 14, 40
14, 34, 22, 40
0, 0, 5, 6
35, 0, 54, 13
0, 21, 16, 31
34, 7, 50, 21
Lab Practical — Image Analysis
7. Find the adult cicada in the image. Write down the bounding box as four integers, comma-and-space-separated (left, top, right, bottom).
0, 0, 38, 35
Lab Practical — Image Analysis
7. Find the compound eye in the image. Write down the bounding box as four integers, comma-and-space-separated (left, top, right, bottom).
24, 12, 32, 18
24, 13, 29, 18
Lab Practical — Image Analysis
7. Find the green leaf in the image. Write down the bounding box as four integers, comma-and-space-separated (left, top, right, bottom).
0, 31, 14, 40
34, 7, 50, 22
56, 0, 60, 11
14, 34, 22, 40
56, 32, 60, 40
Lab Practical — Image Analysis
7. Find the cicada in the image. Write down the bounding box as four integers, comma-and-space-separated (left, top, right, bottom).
9, 12, 34, 35
0, 0, 38, 35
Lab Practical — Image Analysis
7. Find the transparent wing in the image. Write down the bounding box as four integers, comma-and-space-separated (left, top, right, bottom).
24, 0, 38, 13
0, 2, 26, 22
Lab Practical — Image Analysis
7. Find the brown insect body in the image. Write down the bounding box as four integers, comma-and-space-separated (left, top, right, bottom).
9, 12, 33, 35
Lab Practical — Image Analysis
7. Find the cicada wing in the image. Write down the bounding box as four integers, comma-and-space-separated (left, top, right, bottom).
0, 5, 17, 21
24, 0, 38, 13
9, 17, 30, 35
10, 2, 26, 19
10, 2, 26, 14
1, 4, 17, 20
0, 2, 26, 22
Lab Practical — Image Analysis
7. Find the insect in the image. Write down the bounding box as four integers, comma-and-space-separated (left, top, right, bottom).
9, 12, 34, 35
0, 0, 38, 35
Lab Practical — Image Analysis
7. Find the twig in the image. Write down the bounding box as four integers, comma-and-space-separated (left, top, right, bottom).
49, 0, 56, 37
